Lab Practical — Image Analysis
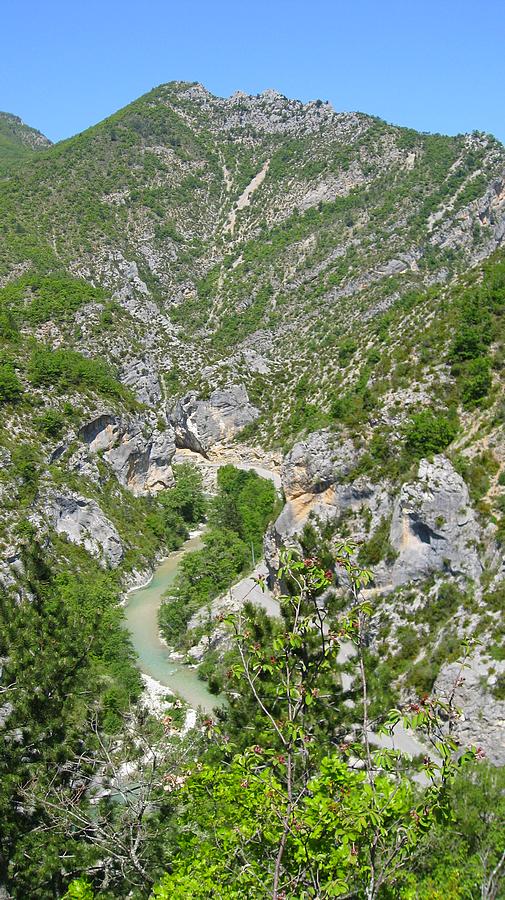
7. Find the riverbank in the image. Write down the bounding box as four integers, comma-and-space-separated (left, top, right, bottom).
122, 452, 432, 762
124, 528, 223, 713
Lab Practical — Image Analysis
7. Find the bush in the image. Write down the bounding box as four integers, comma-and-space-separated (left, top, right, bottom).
35, 408, 66, 437
404, 410, 458, 457
460, 357, 492, 407
160, 464, 206, 528
28, 344, 131, 401
449, 324, 486, 361
358, 517, 396, 566
210, 465, 278, 560
0, 272, 107, 326
0, 361, 22, 403
11, 444, 40, 503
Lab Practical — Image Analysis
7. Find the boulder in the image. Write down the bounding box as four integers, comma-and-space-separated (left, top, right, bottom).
171, 385, 259, 455
48, 493, 123, 567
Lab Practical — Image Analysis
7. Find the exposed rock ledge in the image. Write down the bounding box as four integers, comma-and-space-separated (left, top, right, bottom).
171, 385, 259, 456
46, 492, 123, 567
52, 412, 176, 496
267, 432, 484, 590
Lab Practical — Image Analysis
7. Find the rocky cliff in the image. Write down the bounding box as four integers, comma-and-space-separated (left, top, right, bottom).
264, 430, 504, 762
0, 84, 504, 760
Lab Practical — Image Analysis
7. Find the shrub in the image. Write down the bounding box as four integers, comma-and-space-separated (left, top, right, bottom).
11, 444, 40, 503
460, 357, 492, 407
35, 408, 66, 437
404, 410, 458, 457
449, 324, 486, 362
28, 344, 131, 401
358, 517, 396, 566
0, 362, 22, 403
0, 272, 107, 325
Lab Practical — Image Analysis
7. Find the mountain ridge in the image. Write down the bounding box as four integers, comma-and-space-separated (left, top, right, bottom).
0, 79, 504, 765
7, 80, 504, 148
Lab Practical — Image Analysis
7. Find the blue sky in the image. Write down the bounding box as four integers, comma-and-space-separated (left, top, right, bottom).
2, 0, 505, 144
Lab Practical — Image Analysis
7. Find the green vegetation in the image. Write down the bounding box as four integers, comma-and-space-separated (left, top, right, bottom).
0, 273, 107, 327
0, 542, 141, 896
401, 763, 505, 898
28, 344, 133, 402
358, 516, 397, 566
1, 85, 505, 899
34, 407, 67, 437
0, 359, 22, 402
159, 466, 278, 646
155, 463, 207, 549
71, 549, 487, 900
404, 410, 458, 457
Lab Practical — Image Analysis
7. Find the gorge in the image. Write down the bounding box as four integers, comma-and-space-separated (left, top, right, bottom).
0, 83, 504, 898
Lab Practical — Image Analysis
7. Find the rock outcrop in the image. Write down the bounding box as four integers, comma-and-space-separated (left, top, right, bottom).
77, 413, 175, 495
270, 431, 366, 541
269, 439, 483, 590
434, 653, 505, 765
281, 431, 354, 499
389, 456, 482, 586
171, 385, 259, 455
120, 356, 162, 405
47, 493, 123, 567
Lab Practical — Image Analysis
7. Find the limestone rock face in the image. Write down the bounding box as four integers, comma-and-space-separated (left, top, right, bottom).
434, 653, 505, 765
78, 413, 175, 495
48, 494, 123, 567
269, 443, 483, 592
120, 356, 162, 405
270, 431, 364, 546
281, 431, 358, 500
390, 456, 482, 586
79, 414, 117, 451
171, 385, 259, 455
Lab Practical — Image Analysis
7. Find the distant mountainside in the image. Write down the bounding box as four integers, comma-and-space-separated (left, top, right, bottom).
0, 111, 51, 167
1, 83, 504, 423
0, 82, 504, 761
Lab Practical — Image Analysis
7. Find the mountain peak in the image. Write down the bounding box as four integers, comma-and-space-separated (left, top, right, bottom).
0, 110, 52, 151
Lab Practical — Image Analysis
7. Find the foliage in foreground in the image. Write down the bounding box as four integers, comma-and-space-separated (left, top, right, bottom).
152, 549, 480, 899
4, 537, 501, 899
0, 542, 141, 896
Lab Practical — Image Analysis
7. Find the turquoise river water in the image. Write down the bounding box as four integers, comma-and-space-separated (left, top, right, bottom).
124, 531, 224, 713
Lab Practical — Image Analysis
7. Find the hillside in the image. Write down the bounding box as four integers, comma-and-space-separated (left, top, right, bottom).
1, 82, 505, 413
0, 111, 51, 169
0, 83, 505, 898
1, 80, 504, 721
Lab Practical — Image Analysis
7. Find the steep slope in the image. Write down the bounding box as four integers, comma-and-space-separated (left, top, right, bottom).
0, 111, 51, 169
1, 82, 505, 412
0, 83, 504, 758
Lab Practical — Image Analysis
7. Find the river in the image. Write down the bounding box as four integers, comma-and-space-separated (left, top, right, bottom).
123, 459, 429, 760
124, 457, 283, 713
124, 530, 224, 713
